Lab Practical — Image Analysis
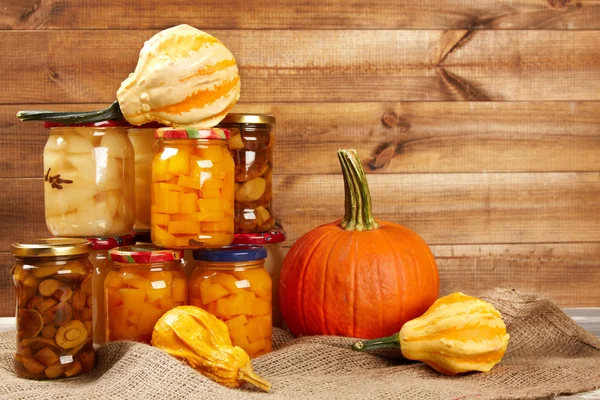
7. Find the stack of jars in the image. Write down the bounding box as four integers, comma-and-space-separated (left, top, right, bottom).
11, 114, 284, 380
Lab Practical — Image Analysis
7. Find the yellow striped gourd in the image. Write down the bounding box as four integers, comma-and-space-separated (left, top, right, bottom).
352, 292, 510, 375
117, 24, 241, 128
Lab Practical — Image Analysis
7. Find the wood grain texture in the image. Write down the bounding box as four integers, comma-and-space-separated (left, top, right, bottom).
0, 253, 13, 318
2, 0, 599, 30
1, 30, 599, 104
3, 102, 600, 178
1, 173, 598, 251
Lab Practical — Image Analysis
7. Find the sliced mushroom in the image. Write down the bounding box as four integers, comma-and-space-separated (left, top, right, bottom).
17, 308, 44, 339
71, 290, 86, 311
86, 294, 93, 308
19, 347, 33, 358
41, 325, 57, 339
18, 286, 38, 305
20, 337, 59, 354
32, 265, 62, 278
78, 350, 96, 372
34, 346, 60, 368
44, 361, 65, 379
64, 359, 82, 377
55, 320, 88, 349
52, 286, 74, 303
39, 279, 61, 297
81, 307, 92, 322
43, 302, 73, 327
23, 275, 41, 289
81, 275, 92, 295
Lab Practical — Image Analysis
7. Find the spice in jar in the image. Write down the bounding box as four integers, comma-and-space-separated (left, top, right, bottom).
217, 114, 276, 233
88, 234, 134, 346
11, 238, 96, 380
151, 127, 235, 248
106, 245, 188, 344
190, 245, 272, 357
43, 121, 135, 237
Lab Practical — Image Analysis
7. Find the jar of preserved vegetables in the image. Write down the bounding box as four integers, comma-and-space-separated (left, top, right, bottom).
43, 121, 135, 237
217, 114, 275, 233
88, 234, 134, 346
106, 245, 188, 344
190, 245, 272, 357
232, 228, 286, 327
11, 238, 96, 380
151, 127, 234, 249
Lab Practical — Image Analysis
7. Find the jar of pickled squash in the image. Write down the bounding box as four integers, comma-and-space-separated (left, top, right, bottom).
128, 125, 162, 232
11, 238, 96, 380
106, 245, 188, 344
232, 228, 286, 327
190, 246, 272, 357
151, 127, 234, 249
43, 121, 135, 237
217, 114, 275, 233
88, 234, 134, 346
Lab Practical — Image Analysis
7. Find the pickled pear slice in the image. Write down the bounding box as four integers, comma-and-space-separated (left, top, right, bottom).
105, 189, 121, 217
45, 135, 68, 151
100, 131, 132, 158
44, 181, 97, 217
18, 309, 44, 339
67, 133, 95, 153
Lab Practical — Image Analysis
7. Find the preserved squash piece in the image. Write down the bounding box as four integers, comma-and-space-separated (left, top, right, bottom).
152, 306, 270, 391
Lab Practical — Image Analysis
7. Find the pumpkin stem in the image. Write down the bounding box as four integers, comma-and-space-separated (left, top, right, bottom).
16, 101, 125, 124
337, 149, 379, 231
238, 365, 271, 392
352, 332, 400, 352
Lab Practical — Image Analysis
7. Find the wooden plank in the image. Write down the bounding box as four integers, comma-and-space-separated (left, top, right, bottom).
1, 172, 598, 251
1, 244, 599, 317
4, 101, 600, 178
2, 0, 600, 30
565, 308, 600, 337
1, 30, 598, 104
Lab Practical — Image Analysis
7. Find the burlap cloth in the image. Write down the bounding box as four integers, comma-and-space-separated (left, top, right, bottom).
0, 288, 599, 399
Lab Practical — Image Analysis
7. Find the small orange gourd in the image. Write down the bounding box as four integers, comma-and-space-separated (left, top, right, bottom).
353, 292, 510, 375
279, 149, 439, 339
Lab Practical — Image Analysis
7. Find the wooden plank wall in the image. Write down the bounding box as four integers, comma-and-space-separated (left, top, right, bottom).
0, 0, 599, 316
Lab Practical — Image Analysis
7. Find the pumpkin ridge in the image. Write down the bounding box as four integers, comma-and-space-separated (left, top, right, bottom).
377, 228, 403, 335
400, 225, 439, 305
321, 229, 347, 336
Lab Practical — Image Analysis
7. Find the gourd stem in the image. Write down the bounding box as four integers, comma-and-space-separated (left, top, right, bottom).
16, 101, 124, 124
239, 366, 271, 392
352, 332, 400, 352
337, 149, 379, 231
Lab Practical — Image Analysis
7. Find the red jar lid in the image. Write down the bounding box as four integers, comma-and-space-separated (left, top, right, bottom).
108, 245, 183, 264
232, 228, 286, 245
87, 233, 135, 251
44, 120, 131, 128
155, 127, 231, 140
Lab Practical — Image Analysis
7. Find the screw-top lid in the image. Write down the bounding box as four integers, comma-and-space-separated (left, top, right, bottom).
87, 233, 135, 251
193, 245, 267, 263
44, 120, 131, 128
12, 238, 91, 258
154, 127, 231, 140
108, 245, 183, 264
218, 114, 275, 125
232, 228, 286, 245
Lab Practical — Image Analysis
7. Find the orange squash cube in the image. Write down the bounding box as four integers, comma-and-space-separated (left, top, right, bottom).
153, 157, 174, 182
196, 145, 223, 162
205, 301, 218, 315
213, 272, 244, 294
224, 315, 248, 331
106, 288, 123, 308
171, 278, 188, 302
202, 217, 233, 233
167, 220, 201, 235
122, 272, 152, 291
152, 212, 169, 227
232, 335, 250, 348
174, 235, 199, 247
250, 297, 271, 316
246, 315, 272, 343
108, 304, 128, 339
197, 198, 223, 212
216, 291, 255, 319
202, 188, 221, 199
244, 338, 266, 355
137, 304, 165, 336
199, 233, 233, 247
127, 311, 141, 327
222, 200, 233, 216
230, 324, 249, 345
167, 148, 190, 175
202, 179, 224, 191
104, 271, 123, 289
155, 188, 181, 214
177, 175, 201, 191
233, 268, 271, 299
170, 210, 225, 222
181, 192, 199, 213
119, 288, 146, 308
189, 297, 203, 308
221, 171, 234, 201
199, 281, 229, 305
152, 225, 177, 247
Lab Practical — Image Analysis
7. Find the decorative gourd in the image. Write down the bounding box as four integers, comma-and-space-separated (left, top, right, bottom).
352, 292, 510, 375
278, 149, 439, 339
17, 24, 240, 128
152, 306, 270, 392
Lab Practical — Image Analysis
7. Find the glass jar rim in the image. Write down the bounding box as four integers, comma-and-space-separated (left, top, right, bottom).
218, 113, 275, 125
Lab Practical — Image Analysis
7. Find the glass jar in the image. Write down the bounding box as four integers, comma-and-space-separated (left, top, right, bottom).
106, 245, 188, 344
43, 121, 135, 237
217, 114, 275, 233
151, 127, 234, 249
190, 246, 272, 357
128, 127, 158, 232
11, 238, 96, 380
232, 229, 286, 327
88, 234, 134, 346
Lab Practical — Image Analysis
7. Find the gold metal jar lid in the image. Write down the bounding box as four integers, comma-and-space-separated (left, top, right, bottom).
11, 238, 92, 258
219, 113, 275, 125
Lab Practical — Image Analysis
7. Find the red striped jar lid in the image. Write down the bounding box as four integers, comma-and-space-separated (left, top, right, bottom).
232, 228, 287, 245
108, 245, 183, 264
87, 233, 135, 251
154, 127, 231, 140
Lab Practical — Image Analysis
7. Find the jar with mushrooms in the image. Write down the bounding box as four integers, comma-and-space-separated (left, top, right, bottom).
11, 238, 96, 380
217, 114, 276, 233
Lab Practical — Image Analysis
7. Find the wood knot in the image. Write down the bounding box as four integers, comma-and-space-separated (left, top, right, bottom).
369, 143, 396, 170
381, 112, 411, 131
47, 68, 60, 82
20, 1, 39, 22
547, 0, 570, 8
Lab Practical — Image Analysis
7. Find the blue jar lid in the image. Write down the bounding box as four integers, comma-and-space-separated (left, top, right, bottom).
193, 245, 267, 262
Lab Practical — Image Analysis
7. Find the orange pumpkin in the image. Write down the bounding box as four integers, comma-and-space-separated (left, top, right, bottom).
279, 149, 439, 339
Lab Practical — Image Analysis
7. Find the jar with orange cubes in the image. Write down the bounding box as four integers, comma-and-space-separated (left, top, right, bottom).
151, 127, 235, 249
105, 245, 187, 344
190, 246, 272, 357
